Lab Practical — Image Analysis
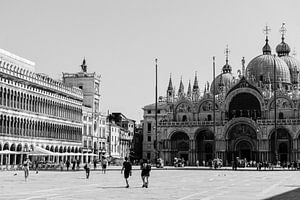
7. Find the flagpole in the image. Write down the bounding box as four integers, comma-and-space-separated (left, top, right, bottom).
155, 58, 158, 160
213, 57, 216, 159
273, 55, 278, 163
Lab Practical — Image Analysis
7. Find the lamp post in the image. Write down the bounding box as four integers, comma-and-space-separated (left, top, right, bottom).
273, 54, 278, 163
155, 58, 159, 160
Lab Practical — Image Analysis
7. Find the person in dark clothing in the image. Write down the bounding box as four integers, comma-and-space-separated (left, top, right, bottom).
84, 162, 91, 179
93, 159, 97, 170
141, 160, 151, 188
121, 157, 132, 188
76, 159, 80, 170
66, 160, 70, 171
72, 160, 76, 171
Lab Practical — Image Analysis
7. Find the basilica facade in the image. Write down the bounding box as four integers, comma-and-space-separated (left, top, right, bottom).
143, 25, 300, 166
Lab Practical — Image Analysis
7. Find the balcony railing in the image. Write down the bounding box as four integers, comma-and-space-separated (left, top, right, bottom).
158, 120, 228, 127
257, 119, 300, 125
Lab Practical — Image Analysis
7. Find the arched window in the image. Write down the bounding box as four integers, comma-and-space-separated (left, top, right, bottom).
279, 112, 284, 119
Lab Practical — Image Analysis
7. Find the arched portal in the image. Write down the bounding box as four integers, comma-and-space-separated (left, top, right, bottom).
235, 140, 252, 161
226, 123, 258, 163
270, 128, 292, 163
170, 131, 189, 162
195, 129, 214, 163
228, 93, 261, 120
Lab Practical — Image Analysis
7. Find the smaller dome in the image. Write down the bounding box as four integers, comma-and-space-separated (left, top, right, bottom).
262, 38, 271, 55
222, 63, 232, 73
276, 40, 291, 56
210, 73, 234, 95
280, 55, 300, 83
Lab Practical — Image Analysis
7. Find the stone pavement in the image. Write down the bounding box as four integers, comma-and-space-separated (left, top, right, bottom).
1, 168, 300, 200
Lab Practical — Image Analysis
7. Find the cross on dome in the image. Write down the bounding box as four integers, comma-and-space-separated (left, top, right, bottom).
224, 45, 230, 64
263, 24, 271, 38
280, 23, 287, 40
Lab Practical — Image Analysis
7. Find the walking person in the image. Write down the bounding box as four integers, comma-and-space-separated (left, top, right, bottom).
72, 159, 76, 171
35, 160, 39, 174
121, 157, 132, 188
23, 157, 31, 182
60, 160, 64, 171
102, 157, 108, 174
76, 159, 80, 170
141, 160, 151, 188
84, 161, 91, 179
93, 159, 97, 170
66, 160, 70, 171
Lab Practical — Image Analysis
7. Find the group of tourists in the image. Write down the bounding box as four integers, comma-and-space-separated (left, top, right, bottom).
20, 156, 152, 188
121, 157, 151, 188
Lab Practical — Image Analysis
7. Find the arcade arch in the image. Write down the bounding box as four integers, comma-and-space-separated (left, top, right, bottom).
228, 92, 261, 120
170, 131, 190, 162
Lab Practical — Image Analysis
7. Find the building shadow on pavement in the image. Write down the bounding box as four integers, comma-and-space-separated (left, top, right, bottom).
97, 186, 141, 189
264, 187, 300, 200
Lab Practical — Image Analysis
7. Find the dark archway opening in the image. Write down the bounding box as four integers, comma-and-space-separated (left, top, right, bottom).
170, 132, 189, 164
226, 123, 258, 164
228, 93, 261, 120
195, 130, 214, 164
236, 140, 252, 161
270, 128, 292, 163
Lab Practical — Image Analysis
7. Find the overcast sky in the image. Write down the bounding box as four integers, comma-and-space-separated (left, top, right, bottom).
1, 0, 300, 122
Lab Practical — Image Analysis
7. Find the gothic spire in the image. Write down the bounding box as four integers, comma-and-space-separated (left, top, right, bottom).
193, 71, 199, 91
187, 80, 192, 99
167, 73, 173, 91
178, 77, 185, 97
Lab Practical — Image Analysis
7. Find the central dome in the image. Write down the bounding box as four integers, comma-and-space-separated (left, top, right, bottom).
246, 36, 291, 85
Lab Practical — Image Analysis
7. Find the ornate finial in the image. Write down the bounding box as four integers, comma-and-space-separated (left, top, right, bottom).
263, 24, 271, 39
263, 25, 272, 55
279, 23, 287, 41
224, 45, 230, 64
242, 57, 245, 76
292, 47, 297, 56
81, 57, 87, 72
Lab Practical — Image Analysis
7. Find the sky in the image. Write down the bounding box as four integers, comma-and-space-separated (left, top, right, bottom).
1, 0, 300, 122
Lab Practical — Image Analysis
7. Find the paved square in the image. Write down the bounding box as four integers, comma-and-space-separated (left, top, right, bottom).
1, 169, 300, 200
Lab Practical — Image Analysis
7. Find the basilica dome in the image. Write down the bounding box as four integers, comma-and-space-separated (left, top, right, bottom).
275, 32, 300, 84
246, 37, 291, 85
280, 56, 300, 83
276, 40, 291, 57
210, 61, 234, 95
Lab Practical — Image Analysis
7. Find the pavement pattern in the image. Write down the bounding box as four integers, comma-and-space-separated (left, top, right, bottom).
1, 167, 300, 200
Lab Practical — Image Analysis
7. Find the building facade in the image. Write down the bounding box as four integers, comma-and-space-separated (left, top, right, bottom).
107, 113, 134, 159
63, 60, 101, 157
0, 48, 83, 166
143, 25, 300, 166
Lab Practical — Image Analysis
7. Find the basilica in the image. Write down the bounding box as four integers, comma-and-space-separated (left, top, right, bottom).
143, 24, 300, 166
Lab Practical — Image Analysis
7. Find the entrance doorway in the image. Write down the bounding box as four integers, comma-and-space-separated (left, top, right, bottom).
236, 140, 252, 161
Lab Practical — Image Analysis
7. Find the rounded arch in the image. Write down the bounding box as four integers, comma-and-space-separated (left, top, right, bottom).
268, 126, 293, 140
197, 99, 220, 112
269, 96, 294, 110
224, 118, 262, 140
227, 92, 262, 120
173, 100, 194, 121
3, 142, 9, 150
269, 127, 292, 162
195, 128, 215, 162
169, 130, 190, 162
225, 88, 264, 112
